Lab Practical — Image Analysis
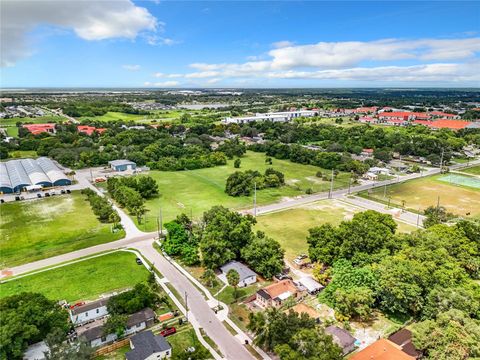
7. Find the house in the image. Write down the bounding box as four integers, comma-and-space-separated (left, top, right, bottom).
77, 125, 107, 136
349, 338, 415, 360
297, 276, 324, 295
368, 167, 391, 175
70, 297, 110, 326
388, 329, 422, 359
108, 159, 137, 172
389, 160, 408, 172
126, 330, 172, 360
80, 308, 157, 348
325, 326, 356, 355
256, 280, 300, 308
361, 148, 374, 157
22, 123, 56, 135
364, 172, 378, 181
428, 111, 460, 119
219, 261, 257, 287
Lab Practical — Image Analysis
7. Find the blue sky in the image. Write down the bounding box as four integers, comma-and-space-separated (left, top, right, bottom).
1, 1, 479, 88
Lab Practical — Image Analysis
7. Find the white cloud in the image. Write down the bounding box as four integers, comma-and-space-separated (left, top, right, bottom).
272, 40, 294, 48
145, 81, 180, 87
169, 37, 480, 84
122, 64, 141, 71
154, 72, 183, 78
1, 0, 158, 66
146, 35, 180, 46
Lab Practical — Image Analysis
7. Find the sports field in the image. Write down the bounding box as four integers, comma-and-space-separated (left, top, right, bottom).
358, 174, 480, 218
255, 200, 417, 262
134, 151, 352, 231
463, 165, 480, 176
0, 251, 148, 302
0, 192, 125, 268
78, 111, 149, 123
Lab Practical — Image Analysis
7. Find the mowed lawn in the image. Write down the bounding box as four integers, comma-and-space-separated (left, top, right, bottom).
463, 165, 480, 175
0, 251, 148, 302
0, 192, 125, 268
135, 151, 351, 231
359, 174, 480, 218
255, 200, 418, 262
78, 111, 148, 123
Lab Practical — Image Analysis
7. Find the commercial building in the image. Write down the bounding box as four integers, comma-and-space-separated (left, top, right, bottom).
223, 110, 318, 124
108, 159, 137, 172
1, 157, 71, 193
22, 123, 56, 135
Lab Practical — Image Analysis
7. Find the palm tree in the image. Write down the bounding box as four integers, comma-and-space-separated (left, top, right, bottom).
226, 269, 240, 300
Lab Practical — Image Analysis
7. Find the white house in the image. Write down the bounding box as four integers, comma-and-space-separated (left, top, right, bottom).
219, 260, 257, 287
69, 297, 110, 326
126, 331, 172, 360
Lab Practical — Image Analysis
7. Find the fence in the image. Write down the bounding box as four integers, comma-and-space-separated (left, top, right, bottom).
94, 338, 130, 357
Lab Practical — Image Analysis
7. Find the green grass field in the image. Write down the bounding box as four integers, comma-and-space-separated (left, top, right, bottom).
0, 251, 148, 302
78, 111, 149, 123
0, 192, 125, 268
133, 151, 352, 231
463, 165, 480, 175
6, 150, 38, 159
255, 199, 418, 261
358, 174, 480, 218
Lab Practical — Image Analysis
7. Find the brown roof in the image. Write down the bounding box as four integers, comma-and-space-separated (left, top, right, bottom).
388, 329, 421, 358
288, 303, 320, 319
325, 325, 356, 349
261, 280, 298, 299
350, 339, 416, 360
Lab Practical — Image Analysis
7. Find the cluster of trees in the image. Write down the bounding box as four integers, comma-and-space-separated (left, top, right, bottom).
106, 176, 158, 222
225, 168, 285, 196
307, 212, 480, 359
51, 100, 148, 118
248, 308, 342, 360
0, 293, 70, 360
161, 206, 285, 280
81, 188, 120, 226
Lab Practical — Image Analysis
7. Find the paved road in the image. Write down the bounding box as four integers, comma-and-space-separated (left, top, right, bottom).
133, 240, 254, 360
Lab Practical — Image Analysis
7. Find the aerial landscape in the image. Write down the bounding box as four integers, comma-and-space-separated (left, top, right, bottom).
1, 1, 480, 360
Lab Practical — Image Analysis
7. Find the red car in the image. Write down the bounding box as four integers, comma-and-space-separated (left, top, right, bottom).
160, 327, 176, 337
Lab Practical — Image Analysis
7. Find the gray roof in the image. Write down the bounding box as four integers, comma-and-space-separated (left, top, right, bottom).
81, 325, 104, 342
126, 331, 171, 360
108, 159, 136, 167
70, 298, 109, 316
325, 326, 356, 349
220, 261, 257, 282
126, 308, 156, 328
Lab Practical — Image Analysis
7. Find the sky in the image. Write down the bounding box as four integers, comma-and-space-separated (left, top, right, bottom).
1, 1, 479, 88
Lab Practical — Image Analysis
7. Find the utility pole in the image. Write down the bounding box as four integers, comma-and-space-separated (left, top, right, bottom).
329, 169, 334, 199
437, 195, 440, 210
90, 168, 93, 183
383, 182, 387, 198
159, 208, 163, 237
417, 207, 421, 228
440, 148, 444, 170
348, 173, 352, 194
185, 291, 188, 323
253, 181, 257, 217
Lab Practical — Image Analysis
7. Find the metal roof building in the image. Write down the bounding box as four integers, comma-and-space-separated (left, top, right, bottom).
0, 157, 71, 193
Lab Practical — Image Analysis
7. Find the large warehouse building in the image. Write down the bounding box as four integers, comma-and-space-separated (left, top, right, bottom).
0, 157, 71, 194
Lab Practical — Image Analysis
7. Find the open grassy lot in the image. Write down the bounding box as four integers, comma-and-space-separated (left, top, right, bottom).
255, 200, 418, 262
134, 151, 351, 231
78, 111, 149, 123
0, 251, 148, 302
358, 174, 480, 218
0, 191, 125, 268
463, 165, 480, 175
6, 150, 38, 159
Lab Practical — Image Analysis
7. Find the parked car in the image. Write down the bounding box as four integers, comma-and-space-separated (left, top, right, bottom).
0, 199, 4, 203
45, 192, 50, 197
61, 190, 66, 194
136, 257, 143, 265
160, 327, 176, 337
15, 196, 20, 201
37, 193, 42, 198
275, 273, 292, 281
66, 189, 71, 194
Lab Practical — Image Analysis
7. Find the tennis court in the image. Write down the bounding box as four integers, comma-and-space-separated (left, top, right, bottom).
438, 174, 480, 189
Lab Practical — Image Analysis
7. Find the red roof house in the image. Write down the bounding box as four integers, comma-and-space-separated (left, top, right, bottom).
22, 123, 56, 135
77, 125, 107, 136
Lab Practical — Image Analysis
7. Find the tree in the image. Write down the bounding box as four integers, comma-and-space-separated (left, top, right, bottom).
412, 309, 480, 360
333, 287, 375, 321
44, 329, 93, 360
103, 314, 128, 337
201, 269, 217, 288
226, 269, 240, 299
423, 205, 454, 228
0, 293, 70, 360
108, 284, 158, 315
242, 236, 285, 279
234, 158, 241, 168
275, 328, 343, 360
136, 176, 159, 199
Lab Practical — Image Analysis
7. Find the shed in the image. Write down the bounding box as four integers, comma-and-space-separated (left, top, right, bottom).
298, 276, 324, 294
108, 159, 137, 172
219, 260, 257, 287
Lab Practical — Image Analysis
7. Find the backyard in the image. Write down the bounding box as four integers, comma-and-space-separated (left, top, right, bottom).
0, 251, 148, 302
357, 174, 480, 218
133, 151, 352, 231
0, 191, 125, 268
255, 199, 418, 262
